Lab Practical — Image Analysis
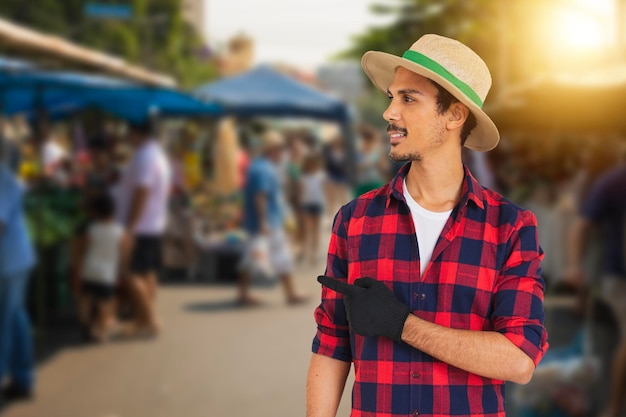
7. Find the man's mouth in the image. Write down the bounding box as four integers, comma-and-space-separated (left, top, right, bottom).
389, 132, 406, 139
387, 125, 408, 145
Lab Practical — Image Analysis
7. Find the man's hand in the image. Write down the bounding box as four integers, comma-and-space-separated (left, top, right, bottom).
317, 276, 411, 342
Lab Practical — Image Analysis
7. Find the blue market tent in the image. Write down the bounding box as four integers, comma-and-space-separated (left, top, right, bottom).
193, 65, 350, 122
0, 60, 222, 122
194, 65, 356, 183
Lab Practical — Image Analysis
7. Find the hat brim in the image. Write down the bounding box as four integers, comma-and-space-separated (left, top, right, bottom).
361, 51, 500, 152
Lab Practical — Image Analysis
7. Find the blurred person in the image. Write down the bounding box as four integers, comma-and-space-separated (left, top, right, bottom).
116, 121, 172, 336
162, 194, 197, 281
36, 123, 70, 186
354, 123, 387, 197
299, 152, 326, 265
322, 136, 350, 218
564, 160, 626, 417
0, 120, 22, 173
285, 134, 309, 259
69, 134, 120, 304
0, 140, 36, 403
237, 130, 309, 306
76, 193, 130, 342
307, 34, 548, 417
84, 134, 119, 196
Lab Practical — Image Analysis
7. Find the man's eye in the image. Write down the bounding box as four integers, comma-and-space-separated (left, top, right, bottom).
387, 94, 393, 100
403, 96, 415, 103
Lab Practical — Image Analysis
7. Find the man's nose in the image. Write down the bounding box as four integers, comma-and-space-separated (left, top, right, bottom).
383, 101, 399, 122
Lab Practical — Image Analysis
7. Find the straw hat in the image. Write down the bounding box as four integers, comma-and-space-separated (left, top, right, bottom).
260, 130, 285, 152
361, 34, 499, 151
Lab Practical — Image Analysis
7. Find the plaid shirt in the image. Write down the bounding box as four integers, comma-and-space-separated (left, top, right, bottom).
312, 164, 548, 417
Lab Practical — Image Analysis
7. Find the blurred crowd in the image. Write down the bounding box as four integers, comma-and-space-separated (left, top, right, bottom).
1, 113, 626, 417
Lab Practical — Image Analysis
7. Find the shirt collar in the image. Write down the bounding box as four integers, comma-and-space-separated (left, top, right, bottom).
386, 162, 486, 210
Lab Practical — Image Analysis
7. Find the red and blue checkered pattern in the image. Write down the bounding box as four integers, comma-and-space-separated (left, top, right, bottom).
312, 164, 548, 417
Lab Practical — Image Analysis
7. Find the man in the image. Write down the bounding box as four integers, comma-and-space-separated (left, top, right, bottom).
116, 121, 171, 335
564, 162, 626, 417
237, 130, 308, 306
0, 139, 36, 403
307, 34, 548, 417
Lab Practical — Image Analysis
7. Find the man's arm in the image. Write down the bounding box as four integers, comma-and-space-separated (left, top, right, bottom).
306, 353, 350, 417
254, 192, 269, 234
401, 316, 535, 384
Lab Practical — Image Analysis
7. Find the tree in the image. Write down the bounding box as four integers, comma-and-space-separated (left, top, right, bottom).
0, 0, 218, 88
338, 0, 544, 97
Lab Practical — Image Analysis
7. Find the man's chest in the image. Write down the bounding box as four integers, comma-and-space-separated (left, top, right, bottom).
344, 211, 504, 328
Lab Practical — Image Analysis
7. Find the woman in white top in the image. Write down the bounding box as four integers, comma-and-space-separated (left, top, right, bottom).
299, 152, 326, 265
78, 193, 131, 342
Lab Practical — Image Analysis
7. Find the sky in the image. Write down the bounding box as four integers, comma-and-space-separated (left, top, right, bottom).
204, 0, 394, 71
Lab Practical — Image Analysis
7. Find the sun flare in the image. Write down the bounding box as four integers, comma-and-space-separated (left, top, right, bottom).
546, 0, 615, 53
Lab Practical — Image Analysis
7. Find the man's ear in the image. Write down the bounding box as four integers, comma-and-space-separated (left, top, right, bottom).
447, 103, 469, 130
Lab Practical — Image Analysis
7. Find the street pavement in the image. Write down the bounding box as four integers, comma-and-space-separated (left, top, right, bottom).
2, 255, 354, 417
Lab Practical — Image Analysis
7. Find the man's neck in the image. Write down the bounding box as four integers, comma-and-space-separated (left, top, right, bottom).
404, 150, 464, 213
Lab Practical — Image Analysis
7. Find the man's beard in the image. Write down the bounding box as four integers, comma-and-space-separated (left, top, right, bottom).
389, 150, 422, 162
387, 124, 420, 162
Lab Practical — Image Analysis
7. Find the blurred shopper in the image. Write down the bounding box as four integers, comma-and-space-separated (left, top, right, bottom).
307, 34, 548, 417
162, 194, 197, 281
70, 134, 120, 306
299, 152, 326, 265
0, 141, 36, 402
77, 193, 130, 342
565, 161, 626, 417
354, 123, 387, 197
116, 121, 171, 336
322, 136, 350, 218
285, 134, 309, 260
35, 123, 73, 188
84, 134, 120, 196
237, 130, 309, 306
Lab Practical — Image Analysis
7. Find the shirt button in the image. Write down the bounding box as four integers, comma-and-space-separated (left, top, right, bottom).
412, 372, 419, 378
420, 293, 426, 301
412, 410, 419, 416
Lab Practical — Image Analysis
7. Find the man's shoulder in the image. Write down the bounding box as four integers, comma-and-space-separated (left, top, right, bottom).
336, 183, 392, 220
247, 157, 273, 177
479, 185, 538, 228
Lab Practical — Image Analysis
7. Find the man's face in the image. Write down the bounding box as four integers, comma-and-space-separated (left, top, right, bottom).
266, 146, 284, 163
383, 66, 449, 162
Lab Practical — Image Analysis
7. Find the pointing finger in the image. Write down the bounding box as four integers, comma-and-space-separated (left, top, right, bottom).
317, 275, 359, 295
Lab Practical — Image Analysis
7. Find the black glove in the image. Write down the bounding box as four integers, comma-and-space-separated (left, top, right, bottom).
318, 275, 411, 342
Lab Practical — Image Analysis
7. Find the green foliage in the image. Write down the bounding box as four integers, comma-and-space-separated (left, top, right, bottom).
0, 0, 217, 87
23, 187, 84, 248
342, 0, 500, 63
345, 1, 507, 85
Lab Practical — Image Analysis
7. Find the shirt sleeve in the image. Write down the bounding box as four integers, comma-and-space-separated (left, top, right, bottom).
492, 209, 549, 367
311, 204, 352, 362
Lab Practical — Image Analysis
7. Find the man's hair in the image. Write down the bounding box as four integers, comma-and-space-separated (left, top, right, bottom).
428, 80, 477, 146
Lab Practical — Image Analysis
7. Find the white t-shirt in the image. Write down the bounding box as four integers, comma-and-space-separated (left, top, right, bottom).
116, 140, 172, 234
82, 222, 125, 285
300, 171, 326, 206
403, 179, 452, 276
